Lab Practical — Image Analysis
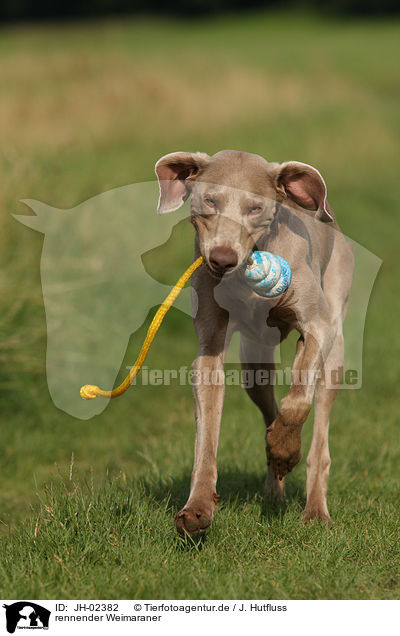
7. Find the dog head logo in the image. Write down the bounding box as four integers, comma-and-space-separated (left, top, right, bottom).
14, 180, 381, 419
3, 602, 50, 633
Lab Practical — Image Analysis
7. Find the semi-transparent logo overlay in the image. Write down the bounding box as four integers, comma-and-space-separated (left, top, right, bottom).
15, 181, 381, 419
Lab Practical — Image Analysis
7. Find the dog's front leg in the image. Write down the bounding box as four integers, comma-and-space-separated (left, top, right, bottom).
174, 352, 225, 536
175, 271, 229, 536
267, 321, 335, 480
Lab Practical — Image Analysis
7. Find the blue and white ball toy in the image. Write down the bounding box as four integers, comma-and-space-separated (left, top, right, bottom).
244, 251, 292, 298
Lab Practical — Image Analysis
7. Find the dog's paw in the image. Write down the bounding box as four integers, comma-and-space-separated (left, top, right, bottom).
267, 419, 302, 480
301, 506, 332, 525
174, 495, 218, 536
264, 465, 286, 502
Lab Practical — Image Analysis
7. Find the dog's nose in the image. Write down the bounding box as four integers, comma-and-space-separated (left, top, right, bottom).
209, 246, 238, 273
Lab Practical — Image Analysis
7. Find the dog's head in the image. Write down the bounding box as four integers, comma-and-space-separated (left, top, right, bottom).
155, 150, 332, 278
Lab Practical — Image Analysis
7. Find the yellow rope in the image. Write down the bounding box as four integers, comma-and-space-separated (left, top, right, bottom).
80, 256, 204, 400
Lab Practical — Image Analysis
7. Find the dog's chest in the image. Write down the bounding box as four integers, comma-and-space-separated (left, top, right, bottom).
213, 276, 294, 344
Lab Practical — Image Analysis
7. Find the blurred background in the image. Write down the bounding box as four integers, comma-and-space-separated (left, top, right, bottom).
0, 0, 399, 20
0, 0, 399, 598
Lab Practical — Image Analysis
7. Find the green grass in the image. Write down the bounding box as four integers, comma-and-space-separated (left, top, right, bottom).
0, 11, 399, 599
1, 465, 399, 599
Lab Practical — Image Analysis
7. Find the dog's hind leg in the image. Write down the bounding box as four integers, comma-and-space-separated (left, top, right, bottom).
302, 236, 354, 523
240, 336, 285, 501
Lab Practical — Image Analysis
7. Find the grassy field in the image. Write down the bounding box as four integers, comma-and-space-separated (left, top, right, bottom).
0, 12, 399, 599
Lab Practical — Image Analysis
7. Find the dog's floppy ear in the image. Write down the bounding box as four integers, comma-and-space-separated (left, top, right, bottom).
275, 161, 333, 222
155, 151, 210, 214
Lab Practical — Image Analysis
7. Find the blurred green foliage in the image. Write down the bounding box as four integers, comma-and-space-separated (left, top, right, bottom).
0, 0, 399, 21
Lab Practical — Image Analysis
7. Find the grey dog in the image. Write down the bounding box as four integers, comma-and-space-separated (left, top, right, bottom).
155, 149, 354, 535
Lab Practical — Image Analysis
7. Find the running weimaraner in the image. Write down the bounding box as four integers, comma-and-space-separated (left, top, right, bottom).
155, 150, 354, 535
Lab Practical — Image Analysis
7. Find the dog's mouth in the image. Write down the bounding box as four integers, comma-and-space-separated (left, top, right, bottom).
204, 255, 251, 280
205, 262, 235, 279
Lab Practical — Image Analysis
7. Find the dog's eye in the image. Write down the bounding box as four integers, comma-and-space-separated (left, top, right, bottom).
248, 205, 263, 215
204, 197, 216, 208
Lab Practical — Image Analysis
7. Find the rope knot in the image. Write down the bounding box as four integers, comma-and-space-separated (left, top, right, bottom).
80, 384, 100, 400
